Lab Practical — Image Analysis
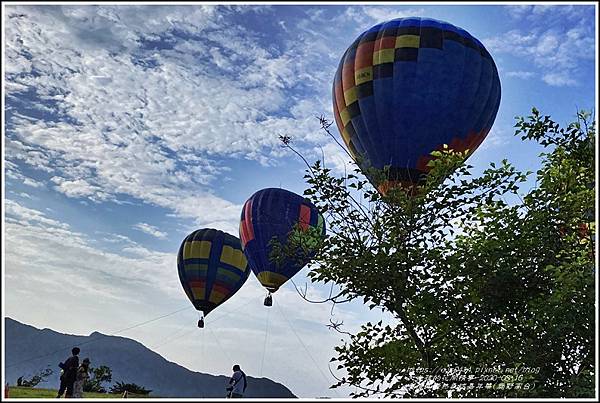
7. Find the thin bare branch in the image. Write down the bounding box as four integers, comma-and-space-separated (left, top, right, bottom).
290, 279, 352, 305
318, 114, 355, 162
326, 318, 353, 336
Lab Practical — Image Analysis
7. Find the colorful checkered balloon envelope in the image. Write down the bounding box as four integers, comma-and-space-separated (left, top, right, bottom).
177, 228, 250, 317
332, 17, 501, 195
239, 188, 326, 294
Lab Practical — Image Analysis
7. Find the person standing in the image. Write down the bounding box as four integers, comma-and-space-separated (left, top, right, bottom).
227, 364, 247, 398
72, 358, 91, 398
57, 347, 80, 398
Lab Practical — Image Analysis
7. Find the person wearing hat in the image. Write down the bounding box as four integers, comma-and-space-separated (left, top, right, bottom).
72, 358, 91, 398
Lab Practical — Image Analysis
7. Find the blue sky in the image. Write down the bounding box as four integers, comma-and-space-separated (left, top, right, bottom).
2, 3, 597, 398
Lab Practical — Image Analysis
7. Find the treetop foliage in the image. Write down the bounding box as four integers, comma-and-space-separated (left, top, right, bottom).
281, 108, 595, 398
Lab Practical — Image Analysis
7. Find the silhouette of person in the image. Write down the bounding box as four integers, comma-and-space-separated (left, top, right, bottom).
228, 364, 247, 398
72, 358, 91, 398
57, 347, 80, 398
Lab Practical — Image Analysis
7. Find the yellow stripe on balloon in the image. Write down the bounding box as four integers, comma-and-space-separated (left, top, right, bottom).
191, 286, 206, 300
220, 245, 248, 270
184, 240, 212, 259
340, 108, 352, 126
256, 271, 289, 292
341, 126, 352, 145
209, 290, 227, 305
354, 66, 373, 85
395, 35, 420, 48
343, 87, 358, 106
373, 48, 395, 65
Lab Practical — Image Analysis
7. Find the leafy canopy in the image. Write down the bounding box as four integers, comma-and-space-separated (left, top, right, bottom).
283, 108, 595, 398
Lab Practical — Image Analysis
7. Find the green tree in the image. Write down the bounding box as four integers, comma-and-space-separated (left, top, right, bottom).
109, 381, 152, 396
17, 367, 53, 387
282, 108, 595, 398
83, 365, 112, 393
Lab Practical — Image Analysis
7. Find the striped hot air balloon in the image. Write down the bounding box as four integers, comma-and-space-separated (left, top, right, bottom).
332, 17, 501, 195
177, 228, 250, 326
239, 188, 325, 304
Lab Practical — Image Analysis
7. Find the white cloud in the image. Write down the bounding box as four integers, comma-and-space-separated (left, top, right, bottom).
22, 177, 44, 188
476, 126, 510, 153
506, 5, 591, 23
4, 5, 347, 229
133, 222, 168, 239
542, 73, 578, 87
4, 199, 180, 302
3, 198, 373, 397
4, 160, 46, 188
340, 6, 427, 31
505, 71, 536, 79
535, 34, 559, 56
316, 142, 355, 174
4, 199, 71, 230
99, 232, 137, 244
51, 176, 113, 202
506, 5, 531, 19
484, 24, 594, 87
361, 6, 427, 22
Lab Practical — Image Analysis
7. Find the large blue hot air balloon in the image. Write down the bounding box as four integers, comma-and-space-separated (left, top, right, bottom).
177, 228, 250, 327
239, 188, 325, 304
332, 17, 501, 194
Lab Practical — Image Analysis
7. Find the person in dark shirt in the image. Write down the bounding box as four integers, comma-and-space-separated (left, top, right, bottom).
227, 364, 247, 398
57, 347, 80, 398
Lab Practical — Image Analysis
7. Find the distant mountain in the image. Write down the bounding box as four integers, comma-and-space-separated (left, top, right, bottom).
4, 317, 296, 398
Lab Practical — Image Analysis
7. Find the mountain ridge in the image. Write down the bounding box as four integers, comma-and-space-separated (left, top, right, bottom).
4, 317, 296, 398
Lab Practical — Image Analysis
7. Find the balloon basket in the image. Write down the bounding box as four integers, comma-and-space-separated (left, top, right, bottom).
264, 294, 273, 307
197, 311, 205, 328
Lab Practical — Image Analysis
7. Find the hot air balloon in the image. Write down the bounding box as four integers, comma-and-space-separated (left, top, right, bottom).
177, 228, 250, 327
239, 188, 325, 306
332, 17, 501, 195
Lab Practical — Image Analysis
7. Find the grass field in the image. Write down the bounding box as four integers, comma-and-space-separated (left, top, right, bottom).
6, 386, 140, 398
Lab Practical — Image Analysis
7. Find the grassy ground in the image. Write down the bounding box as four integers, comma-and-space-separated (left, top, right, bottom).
7, 386, 127, 398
